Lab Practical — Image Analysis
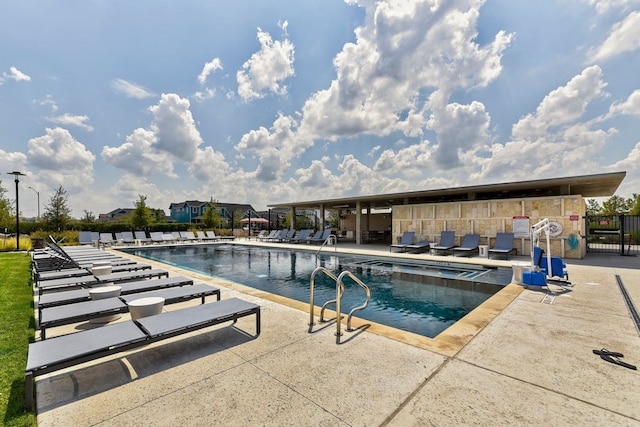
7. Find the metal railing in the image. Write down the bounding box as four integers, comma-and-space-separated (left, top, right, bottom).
308, 266, 371, 339
315, 234, 337, 257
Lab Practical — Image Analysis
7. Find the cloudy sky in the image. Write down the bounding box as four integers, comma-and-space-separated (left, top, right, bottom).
1, 0, 639, 219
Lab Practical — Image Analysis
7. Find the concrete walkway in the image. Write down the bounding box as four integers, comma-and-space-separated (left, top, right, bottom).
34, 243, 640, 426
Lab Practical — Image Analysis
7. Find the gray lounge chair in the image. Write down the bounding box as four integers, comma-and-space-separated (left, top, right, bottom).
78, 231, 93, 245
453, 233, 481, 257
390, 231, 415, 252
489, 232, 517, 259
289, 229, 312, 243
431, 231, 456, 255
404, 240, 432, 253
39, 284, 221, 339
121, 231, 136, 245
38, 275, 194, 310
134, 231, 151, 244
38, 269, 170, 294
99, 233, 115, 247
25, 297, 260, 411
309, 229, 332, 244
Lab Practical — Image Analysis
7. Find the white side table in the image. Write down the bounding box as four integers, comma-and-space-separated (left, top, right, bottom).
128, 297, 165, 320
89, 285, 122, 322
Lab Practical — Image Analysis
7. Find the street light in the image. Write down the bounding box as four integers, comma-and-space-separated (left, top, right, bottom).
28, 186, 40, 221
7, 171, 26, 251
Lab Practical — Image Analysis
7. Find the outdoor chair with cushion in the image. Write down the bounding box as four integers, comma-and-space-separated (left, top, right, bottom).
430, 231, 456, 255
453, 233, 481, 257
488, 232, 517, 259
390, 231, 415, 252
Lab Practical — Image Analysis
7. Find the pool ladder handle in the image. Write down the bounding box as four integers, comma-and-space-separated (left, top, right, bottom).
308, 267, 371, 337
315, 234, 338, 257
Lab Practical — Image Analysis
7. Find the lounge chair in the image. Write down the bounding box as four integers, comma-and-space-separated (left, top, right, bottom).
121, 231, 136, 245
290, 229, 313, 243
309, 229, 332, 244
180, 231, 198, 242
430, 231, 456, 255
99, 233, 115, 247
205, 231, 221, 241
25, 297, 260, 411
38, 275, 194, 310
390, 231, 415, 252
488, 232, 517, 259
404, 240, 432, 254
453, 233, 481, 257
258, 230, 277, 241
38, 269, 170, 295
134, 231, 151, 245
39, 284, 221, 339
78, 231, 93, 245
254, 230, 268, 240
150, 232, 164, 243
36, 262, 151, 283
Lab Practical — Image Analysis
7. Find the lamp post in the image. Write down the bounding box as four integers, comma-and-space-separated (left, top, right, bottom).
28, 186, 40, 221
7, 171, 26, 251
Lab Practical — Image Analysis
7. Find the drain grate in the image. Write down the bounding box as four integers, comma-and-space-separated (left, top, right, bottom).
542, 294, 555, 304
616, 275, 640, 336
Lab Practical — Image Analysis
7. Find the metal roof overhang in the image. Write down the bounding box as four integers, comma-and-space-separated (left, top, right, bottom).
268, 171, 626, 210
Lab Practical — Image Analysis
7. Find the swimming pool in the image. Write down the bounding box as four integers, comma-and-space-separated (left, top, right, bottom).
123, 244, 512, 338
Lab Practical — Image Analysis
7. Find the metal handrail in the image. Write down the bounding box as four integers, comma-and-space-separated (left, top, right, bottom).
315, 234, 337, 257
335, 270, 371, 336
308, 267, 339, 330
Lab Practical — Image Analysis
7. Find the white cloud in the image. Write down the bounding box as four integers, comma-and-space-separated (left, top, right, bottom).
584, 0, 640, 14
0, 66, 31, 85
197, 58, 223, 85
149, 94, 203, 162
609, 89, 640, 116
512, 66, 607, 140
102, 128, 176, 177
26, 127, 95, 191
236, 27, 295, 102
589, 11, 640, 62
46, 113, 94, 132
110, 78, 156, 99
193, 88, 216, 102
299, 1, 512, 141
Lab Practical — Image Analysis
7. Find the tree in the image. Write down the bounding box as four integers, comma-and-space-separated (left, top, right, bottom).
627, 194, 640, 216
585, 199, 601, 216
82, 210, 96, 222
601, 195, 629, 216
42, 184, 72, 230
130, 195, 153, 229
201, 198, 221, 228
0, 180, 13, 230
327, 210, 340, 230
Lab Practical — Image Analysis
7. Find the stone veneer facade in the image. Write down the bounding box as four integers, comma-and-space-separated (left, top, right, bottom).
391, 195, 586, 259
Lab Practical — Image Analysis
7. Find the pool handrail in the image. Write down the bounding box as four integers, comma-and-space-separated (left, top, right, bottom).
336, 270, 371, 336
308, 267, 340, 331
315, 234, 338, 257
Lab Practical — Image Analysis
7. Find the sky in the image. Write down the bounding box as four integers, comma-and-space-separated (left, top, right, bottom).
1, 0, 640, 219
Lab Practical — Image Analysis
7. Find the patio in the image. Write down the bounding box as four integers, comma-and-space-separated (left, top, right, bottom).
33, 242, 640, 426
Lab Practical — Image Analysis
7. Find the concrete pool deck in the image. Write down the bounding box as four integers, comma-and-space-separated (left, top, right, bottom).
34, 242, 640, 426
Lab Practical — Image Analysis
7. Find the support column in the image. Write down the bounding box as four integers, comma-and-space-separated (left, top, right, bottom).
356, 201, 362, 245
291, 206, 297, 230
320, 204, 325, 230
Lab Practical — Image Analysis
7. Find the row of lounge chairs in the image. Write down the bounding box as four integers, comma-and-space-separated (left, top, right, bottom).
79, 230, 235, 246
26, 237, 261, 411
257, 229, 332, 244
391, 231, 518, 259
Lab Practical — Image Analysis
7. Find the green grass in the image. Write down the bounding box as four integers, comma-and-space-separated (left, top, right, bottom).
0, 253, 37, 426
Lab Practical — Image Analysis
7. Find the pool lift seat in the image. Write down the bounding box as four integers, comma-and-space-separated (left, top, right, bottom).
523, 218, 571, 288
308, 266, 371, 342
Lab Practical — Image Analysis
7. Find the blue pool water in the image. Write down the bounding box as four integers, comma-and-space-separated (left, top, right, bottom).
123, 244, 511, 338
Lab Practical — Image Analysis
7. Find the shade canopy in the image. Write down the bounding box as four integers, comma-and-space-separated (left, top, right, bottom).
240, 217, 269, 223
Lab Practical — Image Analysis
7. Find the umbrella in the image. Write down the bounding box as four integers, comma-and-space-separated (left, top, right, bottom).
240, 217, 269, 223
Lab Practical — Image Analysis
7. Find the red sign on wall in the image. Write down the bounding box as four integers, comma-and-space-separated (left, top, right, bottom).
570, 215, 579, 221
599, 220, 609, 225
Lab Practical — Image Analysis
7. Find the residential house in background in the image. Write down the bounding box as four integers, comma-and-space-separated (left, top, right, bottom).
169, 200, 258, 225
98, 208, 134, 223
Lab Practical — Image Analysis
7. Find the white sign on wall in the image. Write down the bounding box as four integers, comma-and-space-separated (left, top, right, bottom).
513, 216, 530, 238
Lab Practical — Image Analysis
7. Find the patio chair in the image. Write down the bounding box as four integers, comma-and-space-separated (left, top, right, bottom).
309, 229, 332, 244
453, 234, 481, 257
149, 232, 164, 244
430, 231, 456, 255
134, 231, 151, 244
37, 269, 170, 295
404, 240, 432, 253
78, 231, 93, 245
99, 233, 115, 247
289, 229, 313, 243
25, 297, 261, 411
39, 283, 221, 339
180, 231, 198, 242
121, 231, 136, 245
38, 275, 194, 310
205, 231, 220, 241
488, 232, 516, 259
390, 231, 415, 252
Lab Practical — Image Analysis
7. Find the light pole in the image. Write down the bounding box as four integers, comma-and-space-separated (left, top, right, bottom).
7, 171, 26, 251
28, 186, 40, 221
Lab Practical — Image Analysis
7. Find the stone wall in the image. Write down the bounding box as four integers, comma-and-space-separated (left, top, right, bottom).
392, 195, 586, 259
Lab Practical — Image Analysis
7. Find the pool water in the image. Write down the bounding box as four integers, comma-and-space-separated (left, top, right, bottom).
124, 244, 510, 338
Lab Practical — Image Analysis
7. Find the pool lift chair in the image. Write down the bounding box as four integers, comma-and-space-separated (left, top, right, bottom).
522, 218, 571, 288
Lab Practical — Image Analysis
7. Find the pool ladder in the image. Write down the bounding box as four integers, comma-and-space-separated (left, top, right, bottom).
308, 267, 371, 339
315, 234, 337, 257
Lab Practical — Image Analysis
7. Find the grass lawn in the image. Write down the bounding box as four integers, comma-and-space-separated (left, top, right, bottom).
0, 252, 37, 427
